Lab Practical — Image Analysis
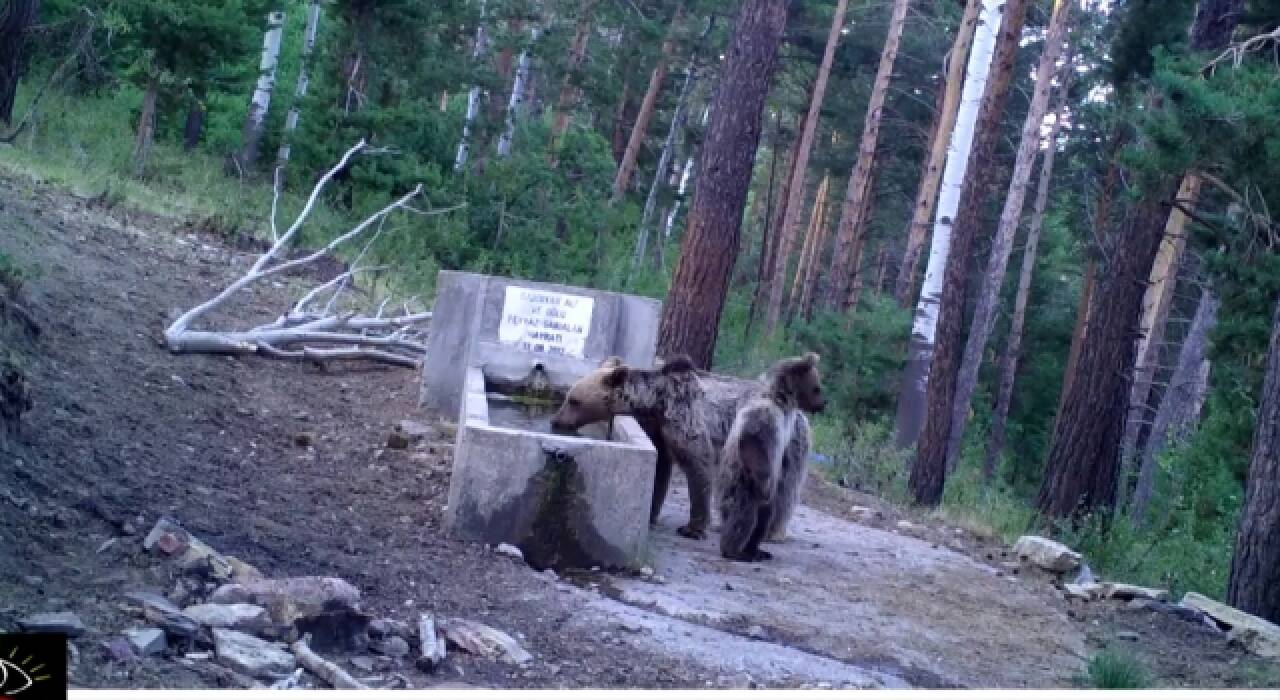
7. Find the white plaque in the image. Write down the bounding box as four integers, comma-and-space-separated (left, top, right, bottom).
498, 286, 595, 358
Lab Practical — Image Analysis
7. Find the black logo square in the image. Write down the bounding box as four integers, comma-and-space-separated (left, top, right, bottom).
0, 633, 67, 700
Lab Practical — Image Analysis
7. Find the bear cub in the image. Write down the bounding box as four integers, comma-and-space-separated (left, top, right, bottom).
719, 352, 825, 562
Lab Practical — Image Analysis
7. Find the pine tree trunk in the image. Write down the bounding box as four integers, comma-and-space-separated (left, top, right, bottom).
278, 0, 323, 167
132, 76, 160, 175
1226, 291, 1280, 624
895, 80, 945, 303
1119, 173, 1201, 501
1189, 0, 1244, 51
894, 0, 1004, 450
934, 0, 1072, 480
1036, 189, 1178, 520
240, 11, 287, 169
874, 246, 889, 296
549, 0, 597, 157
759, 0, 849, 334
183, 93, 206, 152
799, 186, 833, 321
656, 0, 791, 369
893, 0, 983, 306
825, 0, 907, 313
984, 97, 1070, 481
0, 0, 40, 125
1131, 287, 1218, 524
610, 77, 633, 164
497, 26, 541, 158
612, 5, 683, 200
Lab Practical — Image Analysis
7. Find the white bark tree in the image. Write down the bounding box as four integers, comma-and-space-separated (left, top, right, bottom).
240, 10, 286, 169
277, 1, 322, 167
496, 26, 541, 158
455, 0, 489, 170
944, 0, 1073, 472
893, 0, 1004, 447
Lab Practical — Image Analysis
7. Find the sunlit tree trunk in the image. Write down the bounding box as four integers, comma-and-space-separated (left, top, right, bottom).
612, 4, 684, 200
893, 0, 983, 306
789, 173, 831, 317
894, 0, 1002, 449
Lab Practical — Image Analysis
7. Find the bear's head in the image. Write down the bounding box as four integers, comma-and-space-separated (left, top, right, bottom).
550, 357, 629, 430
770, 352, 825, 414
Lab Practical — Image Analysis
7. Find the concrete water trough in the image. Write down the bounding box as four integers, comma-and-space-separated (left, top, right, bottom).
444, 366, 657, 571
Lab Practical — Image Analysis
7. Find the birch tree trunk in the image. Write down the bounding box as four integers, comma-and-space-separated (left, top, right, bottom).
497, 26, 541, 158
984, 97, 1071, 481
278, 0, 323, 167
893, 0, 982, 306
612, 4, 683, 200
656, 0, 791, 368
549, 0, 597, 157
240, 11, 287, 169
455, 3, 489, 170
759, 0, 849, 335
938, 0, 1073, 477
1131, 288, 1217, 524
662, 154, 696, 245
893, 0, 1003, 449
1227, 290, 1280, 624
634, 61, 697, 268
825, 0, 907, 313
1118, 173, 1202, 497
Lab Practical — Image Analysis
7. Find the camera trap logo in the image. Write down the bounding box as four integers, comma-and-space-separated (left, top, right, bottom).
0, 634, 66, 700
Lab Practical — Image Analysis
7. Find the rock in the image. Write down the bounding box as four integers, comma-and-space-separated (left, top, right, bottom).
441, 618, 533, 665
746, 625, 766, 640
210, 583, 251, 604
124, 591, 201, 641
102, 637, 137, 663
371, 635, 410, 658
20, 611, 86, 637
895, 520, 918, 533
293, 432, 315, 448
143, 517, 235, 581
1116, 631, 1140, 642
386, 431, 411, 450
495, 543, 524, 561
1072, 562, 1098, 585
1013, 535, 1082, 573
213, 628, 297, 680
349, 656, 376, 673
125, 627, 168, 656
417, 613, 447, 671
369, 618, 413, 640
229, 576, 361, 626
1181, 592, 1280, 658
640, 566, 655, 577
396, 420, 433, 442
227, 557, 264, 583
183, 603, 272, 633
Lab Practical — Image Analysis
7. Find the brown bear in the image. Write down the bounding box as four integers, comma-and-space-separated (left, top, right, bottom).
549, 354, 813, 543
718, 352, 825, 562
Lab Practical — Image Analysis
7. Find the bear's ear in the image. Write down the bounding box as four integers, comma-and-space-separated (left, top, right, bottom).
600, 356, 624, 369
659, 354, 697, 375
602, 365, 628, 388
803, 352, 820, 367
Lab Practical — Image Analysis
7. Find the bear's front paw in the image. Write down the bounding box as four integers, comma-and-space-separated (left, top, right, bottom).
677, 524, 708, 540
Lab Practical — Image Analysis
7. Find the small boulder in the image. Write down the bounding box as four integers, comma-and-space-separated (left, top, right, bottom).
441, 618, 532, 665
20, 612, 86, 637
124, 591, 200, 641
349, 656, 376, 673
210, 583, 251, 605
495, 543, 524, 561
213, 628, 296, 680
396, 420, 432, 442
1181, 592, 1280, 658
371, 635, 410, 658
125, 627, 167, 656
368, 618, 412, 640
230, 576, 361, 626
1013, 535, 1082, 573
183, 603, 272, 634
101, 637, 137, 663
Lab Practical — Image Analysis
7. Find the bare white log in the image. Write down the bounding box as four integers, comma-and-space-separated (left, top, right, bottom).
164, 141, 445, 368
291, 634, 368, 689
417, 613, 447, 671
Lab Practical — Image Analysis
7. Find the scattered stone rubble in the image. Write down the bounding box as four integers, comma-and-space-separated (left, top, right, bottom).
97, 516, 534, 688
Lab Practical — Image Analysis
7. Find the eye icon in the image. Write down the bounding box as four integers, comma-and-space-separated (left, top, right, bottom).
0, 648, 51, 696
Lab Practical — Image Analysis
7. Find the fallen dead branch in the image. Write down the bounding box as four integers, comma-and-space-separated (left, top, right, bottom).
291, 633, 368, 689
164, 140, 454, 368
